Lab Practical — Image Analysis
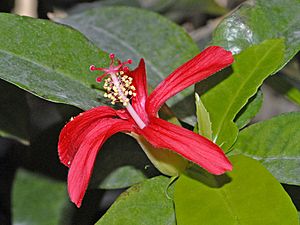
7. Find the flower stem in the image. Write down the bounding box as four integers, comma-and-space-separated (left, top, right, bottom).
110, 73, 146, 129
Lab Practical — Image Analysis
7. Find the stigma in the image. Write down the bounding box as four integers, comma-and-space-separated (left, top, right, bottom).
89, 53, 136, 106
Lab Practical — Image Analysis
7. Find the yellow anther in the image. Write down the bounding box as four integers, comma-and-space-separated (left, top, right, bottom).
103, 73, 137, 106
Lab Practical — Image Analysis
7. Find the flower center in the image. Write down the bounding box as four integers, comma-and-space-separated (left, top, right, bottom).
90, 53, 146, 129
103, 71, 136, 106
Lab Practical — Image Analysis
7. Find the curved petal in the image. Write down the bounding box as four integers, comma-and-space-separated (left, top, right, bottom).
67, 118, 134, 207
139, 117, 232, 175
58, 106, 120, 167
146, 46, 234, 116
129, 59, 148, 122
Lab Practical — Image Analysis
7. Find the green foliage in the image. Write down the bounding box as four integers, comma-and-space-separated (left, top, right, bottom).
0, 13, 108, 111
212, 0, 300, 63
0, 1, 299, 224
58, 6, 200, 123
231, 112, 300, 185
96, 176, 176, 225
174, 155, 298, 225
98, 165, 147, 189
198, 39, 284, 151
234, 90, 263, 129
195, 93, 212, 139
13, 169, 67, 225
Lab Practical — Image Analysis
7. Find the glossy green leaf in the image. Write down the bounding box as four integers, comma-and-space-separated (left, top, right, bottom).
0, 13, 108, 111
13, 169, 67, 225
234, 90, 263, 129
212, 0, 300, 63
0, 80, 30, 144
174, 155, 298, 225
231, 112, 300, 185
58, 6, 200, 123
195, 93, 212, 139
197, 39, 284, 150
96, 176, 176, 225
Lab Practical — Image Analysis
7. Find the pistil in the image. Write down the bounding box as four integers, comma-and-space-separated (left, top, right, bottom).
90, 54, 147, 129
109, 72, 146, 129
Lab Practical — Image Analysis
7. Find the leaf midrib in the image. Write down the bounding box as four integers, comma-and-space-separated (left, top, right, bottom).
0, 48, 96, 91
214, 41, 281, 140
218, 188, 242, 225
237, 153, 300, 161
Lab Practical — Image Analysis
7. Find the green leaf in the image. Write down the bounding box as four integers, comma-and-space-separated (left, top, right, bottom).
231, 112, 300, 186
96, 176, 176, 225
174, 155, 298, 225
234, 90, 263, 129
0, 13, 108, 111
0, 80, 30, 144
99, 165, 147, 189
58, 6, 200, 123
212, 0, 300, 63
13, 169, 66, 225
197, 39, 284, 150
195, 93, 212, 139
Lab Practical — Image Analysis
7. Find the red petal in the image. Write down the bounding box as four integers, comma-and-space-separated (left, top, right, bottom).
146, 46, 234, 116
59, 106, 120, 167
67, 118, 133, 207
129, 59, 149, 122
139, 117, 232, 175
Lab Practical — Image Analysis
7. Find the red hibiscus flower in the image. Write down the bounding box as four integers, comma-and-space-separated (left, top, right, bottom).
58, 46, 234, 207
